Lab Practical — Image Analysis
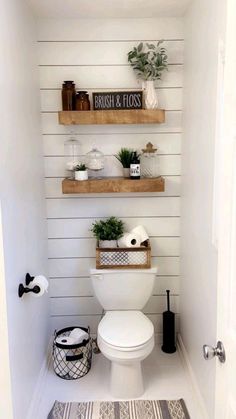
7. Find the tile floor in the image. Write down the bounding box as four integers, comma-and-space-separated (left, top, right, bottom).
38, 345, 201, 419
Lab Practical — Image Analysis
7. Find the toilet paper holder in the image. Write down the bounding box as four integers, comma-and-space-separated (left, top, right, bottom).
18, 273, 40, 298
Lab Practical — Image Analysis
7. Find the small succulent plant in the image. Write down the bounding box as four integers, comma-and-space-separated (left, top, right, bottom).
75, 163, 87, 171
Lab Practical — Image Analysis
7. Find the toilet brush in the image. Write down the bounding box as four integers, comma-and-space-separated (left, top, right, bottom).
161, 290, 176, 353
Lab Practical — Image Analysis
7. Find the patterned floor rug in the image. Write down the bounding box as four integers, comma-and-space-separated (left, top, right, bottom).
48, 399, 190, 419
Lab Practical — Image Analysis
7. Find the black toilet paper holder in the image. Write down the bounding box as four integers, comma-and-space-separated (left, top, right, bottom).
18, 273, 40, 298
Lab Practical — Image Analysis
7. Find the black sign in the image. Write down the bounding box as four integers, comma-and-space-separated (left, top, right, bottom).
93, 91, 143, 110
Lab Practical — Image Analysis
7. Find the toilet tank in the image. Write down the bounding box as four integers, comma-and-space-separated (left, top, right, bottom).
90, 267, 157, 310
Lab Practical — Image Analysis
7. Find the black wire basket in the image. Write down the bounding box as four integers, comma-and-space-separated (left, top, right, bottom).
53, 326, 92, 380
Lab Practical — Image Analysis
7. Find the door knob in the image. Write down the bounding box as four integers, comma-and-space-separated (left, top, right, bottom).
203, 341, 226, 363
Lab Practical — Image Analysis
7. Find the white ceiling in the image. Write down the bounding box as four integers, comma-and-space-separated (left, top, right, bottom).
28, 0, 190, 19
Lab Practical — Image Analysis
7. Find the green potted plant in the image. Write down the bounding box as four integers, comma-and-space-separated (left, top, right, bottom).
115, 148, 134, 178
75, 163, 88, 181
91, 216, 124, 248
128, 41, 168, 109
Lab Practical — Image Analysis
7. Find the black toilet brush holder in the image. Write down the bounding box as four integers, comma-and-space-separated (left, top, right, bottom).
161, 290, 176, 353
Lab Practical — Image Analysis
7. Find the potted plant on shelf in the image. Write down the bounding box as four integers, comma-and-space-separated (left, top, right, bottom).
74, 163, 88, 181
115, 148, 134, 178
91, 216, 124, 248
127, 40, 168, 109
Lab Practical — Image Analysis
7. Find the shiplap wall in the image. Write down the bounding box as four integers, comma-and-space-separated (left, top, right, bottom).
38, 18, 183, 339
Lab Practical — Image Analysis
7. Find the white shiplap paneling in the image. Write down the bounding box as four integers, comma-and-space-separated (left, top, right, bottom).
47, 217, 180, 238
39, 65, 182, 89
38, 40, 183, 66
50, 276, 180, 297
37, 18, 183, 41
38, 18, 182, 334
48, 256, 179, 278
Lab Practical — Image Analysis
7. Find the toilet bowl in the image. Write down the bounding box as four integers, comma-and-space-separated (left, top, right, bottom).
90, 267, 157, 398
98, 311, 154, 398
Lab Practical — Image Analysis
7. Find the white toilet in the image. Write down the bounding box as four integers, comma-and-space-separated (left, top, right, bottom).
90, 267, 157, 398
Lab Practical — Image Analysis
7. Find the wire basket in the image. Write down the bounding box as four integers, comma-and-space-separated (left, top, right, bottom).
53, 326, 92, 380
96, 240, 151, 269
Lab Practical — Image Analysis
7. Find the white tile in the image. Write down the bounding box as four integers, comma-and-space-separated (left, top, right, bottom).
38, 344, 201, 419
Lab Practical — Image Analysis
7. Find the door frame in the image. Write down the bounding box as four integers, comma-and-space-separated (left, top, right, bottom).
0, 204, 13, 418
214, 0, 236, 415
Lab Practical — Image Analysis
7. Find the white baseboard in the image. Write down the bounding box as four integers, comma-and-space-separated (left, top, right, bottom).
26, 337, 53, 419
177, 334, 209, 419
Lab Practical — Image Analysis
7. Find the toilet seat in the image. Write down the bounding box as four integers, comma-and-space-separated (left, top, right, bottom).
98, 311, 154, 350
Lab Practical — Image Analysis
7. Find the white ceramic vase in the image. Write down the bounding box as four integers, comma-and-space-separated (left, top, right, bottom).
99, 240, 117, 248
123, 168, 130, 178
75, 170, 88, 181
142, 80, 158, 109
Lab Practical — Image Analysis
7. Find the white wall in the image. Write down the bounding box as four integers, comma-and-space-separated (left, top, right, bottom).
181, 0, 226, 417
38, 18, 183, 338
0, 1, 49, 418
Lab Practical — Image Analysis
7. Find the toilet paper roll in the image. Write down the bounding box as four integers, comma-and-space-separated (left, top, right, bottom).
29, 275, 49, 297
131, 225, 149, 243
55, 336, 76, 346
118, 232, 142, 248
68, 360, 81, 379
53, 346, 69, 376
70, 328, 89, 344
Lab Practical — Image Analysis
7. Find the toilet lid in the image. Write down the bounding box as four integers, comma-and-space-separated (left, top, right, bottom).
98, 311, 154, 348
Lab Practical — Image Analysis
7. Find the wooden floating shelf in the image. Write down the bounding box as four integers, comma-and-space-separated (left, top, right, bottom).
58, 109, 165, 125
62, 177, 165, 194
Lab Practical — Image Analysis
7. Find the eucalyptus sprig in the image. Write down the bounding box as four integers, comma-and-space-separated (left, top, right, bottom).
128, 40, 168, 81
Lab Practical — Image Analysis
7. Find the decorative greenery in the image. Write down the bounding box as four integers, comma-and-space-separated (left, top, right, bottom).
91, 217, 124, 241
75, 163, 87, 171
115, 148, 134, 168
127, 40, 168, 81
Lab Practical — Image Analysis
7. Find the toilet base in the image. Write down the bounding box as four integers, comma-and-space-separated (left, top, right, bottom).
110, 360, 144, 399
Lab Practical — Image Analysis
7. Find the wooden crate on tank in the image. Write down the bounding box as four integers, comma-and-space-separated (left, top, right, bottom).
96, 240, 151, 269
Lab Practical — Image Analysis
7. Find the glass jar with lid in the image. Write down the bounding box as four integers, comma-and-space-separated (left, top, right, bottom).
64, 136, 81, 178
140, 142, 160, 178
61, 81, 76, 110
76, 91, 90, 111
86, 147, 104, 175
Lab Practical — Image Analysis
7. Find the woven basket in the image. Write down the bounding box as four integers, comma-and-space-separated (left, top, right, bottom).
96, 240, 151, 269
53, 326, 92, 380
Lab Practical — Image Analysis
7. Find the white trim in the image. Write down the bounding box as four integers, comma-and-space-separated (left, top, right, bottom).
0, 205, 14, 419
177, 334, 209, 419
26, 337, 53, 419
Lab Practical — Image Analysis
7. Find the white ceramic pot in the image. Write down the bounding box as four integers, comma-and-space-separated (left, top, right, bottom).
123, 168, 130, 178
142, 80, 158, 109
99, 240, 117, 248
75, 170, 88, 181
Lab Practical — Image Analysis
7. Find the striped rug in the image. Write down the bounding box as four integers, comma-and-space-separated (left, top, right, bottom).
48, 399, 190, 419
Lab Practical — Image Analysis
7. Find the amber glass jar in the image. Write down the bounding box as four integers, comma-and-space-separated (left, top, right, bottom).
61, 81, 76, 110
76, 91, 90, 111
